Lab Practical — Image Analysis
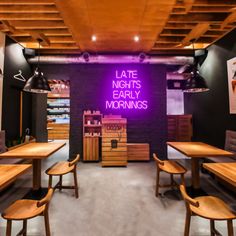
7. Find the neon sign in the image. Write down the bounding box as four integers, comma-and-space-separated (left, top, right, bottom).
105, 69, 148, 110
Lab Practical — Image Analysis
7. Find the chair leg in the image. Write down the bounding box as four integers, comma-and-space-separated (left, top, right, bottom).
6, 220, 12, 236
59, 175, 63, 191
44, 210, 51, 236
23, 220, 27, 236
73, 168, 79, 199
210, 220, 215, 236
180, 174, 185, 186
48, 175, 52, 188
155, 168, 160, 197
184, 210, 191, 236
227, 220, 234, 236
170, 174, 174, 189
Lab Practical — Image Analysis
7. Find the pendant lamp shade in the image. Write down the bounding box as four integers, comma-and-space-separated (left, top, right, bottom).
23, 68, 51, 93
183, 40, 209, 93
184, 70, 209, 93
23, 38, 51, 93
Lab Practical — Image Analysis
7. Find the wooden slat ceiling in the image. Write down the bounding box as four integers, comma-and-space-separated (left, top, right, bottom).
0, 0, 236, 54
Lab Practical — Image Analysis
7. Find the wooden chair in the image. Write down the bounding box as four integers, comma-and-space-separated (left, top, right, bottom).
46, 154, 80, 198
2, 188, 53, 236
180, 184, 236, 236
153, 153, 187, 197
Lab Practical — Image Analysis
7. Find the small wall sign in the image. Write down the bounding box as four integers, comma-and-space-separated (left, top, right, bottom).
105, 69, 148, 110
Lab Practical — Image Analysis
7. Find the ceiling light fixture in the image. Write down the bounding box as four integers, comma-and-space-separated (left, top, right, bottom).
23, 39, 51, 93
134, 35, 140, 42
183, 39, 209, 93
91, 35, 97, 42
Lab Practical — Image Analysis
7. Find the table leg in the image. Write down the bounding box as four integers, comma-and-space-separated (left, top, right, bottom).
33, 159, 41, 190
191, 158, 200, 189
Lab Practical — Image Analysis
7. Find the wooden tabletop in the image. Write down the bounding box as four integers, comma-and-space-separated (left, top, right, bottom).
0, 164, 32, 190
0, 142, 66, 159
167, 142, 233, 158
203, 163, 236, 187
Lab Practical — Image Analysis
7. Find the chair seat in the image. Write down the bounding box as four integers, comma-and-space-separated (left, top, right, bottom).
2, 200, 45, 220
190, 196, 236, 220
160, 160, 187, 174
46, 161, 74, 176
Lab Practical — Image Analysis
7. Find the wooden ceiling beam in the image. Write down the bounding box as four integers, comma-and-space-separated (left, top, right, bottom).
193, 0, 236, 6
0, 13, 62, 21
30, 32, 50, 46
221, 11, 236, 29
168, 13, 228, 23
39, 49, 81, 55
0, 20, 15, 33
182, 22, 210, 46
0, 5, 58, 13
11, 29, 72, 37
0, 0, 54, 5
183, 0, 194, 12
11, 21, 67, 29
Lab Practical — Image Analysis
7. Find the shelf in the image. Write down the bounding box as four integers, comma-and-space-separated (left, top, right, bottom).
84, 114, 102, 116
48, 112, 70, 115
84, 125, 101, 127
47, 105, 70, 108
47, 94, 69, 99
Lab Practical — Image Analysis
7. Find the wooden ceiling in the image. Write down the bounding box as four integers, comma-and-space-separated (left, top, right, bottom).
0, 0, 236, 54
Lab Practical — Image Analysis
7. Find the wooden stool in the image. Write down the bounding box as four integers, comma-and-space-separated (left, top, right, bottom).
153, 153, 187, 197
180, 184, 236, 236
2, 188, 53, 236
46, 154, 80, 198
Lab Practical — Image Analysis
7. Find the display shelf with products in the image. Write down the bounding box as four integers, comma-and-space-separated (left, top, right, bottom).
47, 80, 70, 140
83, 110, 102, 161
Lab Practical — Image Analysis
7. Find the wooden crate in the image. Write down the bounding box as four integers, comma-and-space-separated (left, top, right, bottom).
83, 137, 99, 161
47, 123, 69, 139
101, 115, 127, 167
127, 143, 150, 161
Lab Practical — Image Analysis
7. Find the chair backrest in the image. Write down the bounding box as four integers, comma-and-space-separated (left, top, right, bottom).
225, 130, 236, 157
179, 185, 199, 208
37, 188, 54, 208
153, 153, 164, 167
69, 154, 80, 167
0, 130, 6, 153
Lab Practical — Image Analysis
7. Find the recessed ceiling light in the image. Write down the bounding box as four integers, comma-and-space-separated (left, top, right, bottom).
134, 35, 140, 42
91, 35, 97, 42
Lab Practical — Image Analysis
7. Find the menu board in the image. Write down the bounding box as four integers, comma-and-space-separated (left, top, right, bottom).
227, 57, 236, 114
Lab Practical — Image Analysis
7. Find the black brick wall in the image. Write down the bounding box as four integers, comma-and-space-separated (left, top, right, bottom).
41, 64, 167, 159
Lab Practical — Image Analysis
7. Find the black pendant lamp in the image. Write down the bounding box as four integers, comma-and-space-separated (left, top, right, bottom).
23, 39, 51, 93
183, 40, 209, 93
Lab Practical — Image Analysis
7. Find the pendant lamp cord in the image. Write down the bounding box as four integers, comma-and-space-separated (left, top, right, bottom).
37, 39, 40, 70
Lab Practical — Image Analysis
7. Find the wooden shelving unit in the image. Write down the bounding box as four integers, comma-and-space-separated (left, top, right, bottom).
47, 80, 70, 140
101, 115, 127, 167
83, 111, 102, 161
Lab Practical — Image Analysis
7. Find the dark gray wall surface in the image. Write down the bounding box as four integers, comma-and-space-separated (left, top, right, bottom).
2, 37, 32, 143
184, 29, 236, 148
40, 64, 168, 159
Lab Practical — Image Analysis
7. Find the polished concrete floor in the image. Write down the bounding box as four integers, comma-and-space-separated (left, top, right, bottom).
0, 142, 236, 236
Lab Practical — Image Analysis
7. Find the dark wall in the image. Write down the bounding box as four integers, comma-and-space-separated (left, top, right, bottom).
184, 29, 236, 148
41, 64, 167, 159
2, 37, 32, 143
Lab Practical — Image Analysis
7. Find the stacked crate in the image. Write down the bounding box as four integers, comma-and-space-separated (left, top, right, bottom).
101, 115, 127, 167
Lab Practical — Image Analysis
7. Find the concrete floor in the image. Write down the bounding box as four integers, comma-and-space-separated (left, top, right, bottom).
0, 141, 236, 236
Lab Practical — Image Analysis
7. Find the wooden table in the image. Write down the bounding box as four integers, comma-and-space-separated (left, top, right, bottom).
203, 163, 236, 187
0, 164, 31, 191
167, 142, 233, 190
0, 142, 66, 190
